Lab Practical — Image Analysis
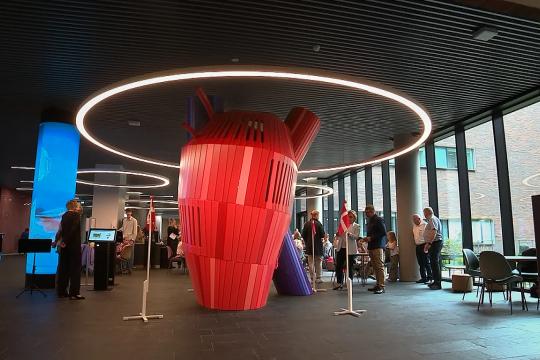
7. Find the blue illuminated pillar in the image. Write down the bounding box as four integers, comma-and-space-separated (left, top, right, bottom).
27, 121, 80, 287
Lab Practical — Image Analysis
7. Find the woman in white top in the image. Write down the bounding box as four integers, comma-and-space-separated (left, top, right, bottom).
293, 229, 304, 261
386, 231, 399, 282
412, 214, 432, 283
333, 210, 360, 290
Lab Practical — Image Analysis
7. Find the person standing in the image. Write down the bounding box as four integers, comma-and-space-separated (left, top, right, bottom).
55, 199, 84, 300
292, 230, 304, 261
301, 210, 325, 285
322, 233, 333, 259
362, 205, 387, 294
333, 210, 360, 290
386, 231, 399, 282
20, 228, 29, 239
166, 218, 180, 254
412, 214, 432, 283
121, 209, 138, 270
423, 207, 443, 290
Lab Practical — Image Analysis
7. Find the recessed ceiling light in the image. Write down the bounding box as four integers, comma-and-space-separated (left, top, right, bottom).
128, 120, 141, 127
313, 44, 321, 52
231, 58, 240, 63
303, 177, 318, 182
472, 26, 498, 41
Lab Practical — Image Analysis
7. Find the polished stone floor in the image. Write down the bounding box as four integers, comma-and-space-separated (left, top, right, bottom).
1, 254, 539, 360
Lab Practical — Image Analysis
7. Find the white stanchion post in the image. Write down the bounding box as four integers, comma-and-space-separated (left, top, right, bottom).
123, 204, 164, 323
334, 230, 366, 318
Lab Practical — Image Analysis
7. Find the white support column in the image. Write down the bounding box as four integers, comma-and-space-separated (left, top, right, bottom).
306, 179, 323, 216
394, 134, 422, 282
91, 165, 126, 229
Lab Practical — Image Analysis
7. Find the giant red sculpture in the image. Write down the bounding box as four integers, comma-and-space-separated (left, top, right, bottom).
178, 89, 320, 310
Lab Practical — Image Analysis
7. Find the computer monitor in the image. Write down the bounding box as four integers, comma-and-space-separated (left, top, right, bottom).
88, 228, 117, 242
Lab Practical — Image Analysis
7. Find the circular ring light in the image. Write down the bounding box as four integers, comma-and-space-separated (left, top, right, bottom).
76, 169, 170, 189
76, 65, 432, 174
126, 199, 178, 205
294, 183, 334, 200
522, 173, 540, 188
125, 206, 178, 211
471, 192, 486, 200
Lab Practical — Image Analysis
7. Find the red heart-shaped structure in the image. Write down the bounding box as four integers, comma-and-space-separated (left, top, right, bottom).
179, 90, 319, 310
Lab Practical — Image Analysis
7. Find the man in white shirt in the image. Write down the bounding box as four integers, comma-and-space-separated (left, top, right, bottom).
412, 214, 432, 284
422, 207, 443, 290
121, 209, 138, 269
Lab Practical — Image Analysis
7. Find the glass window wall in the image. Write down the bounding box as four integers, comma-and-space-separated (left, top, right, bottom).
372, 165, 384, 212
344, 175, 351, 207
465, 121, 503, 253
357, 171, 367, 235
333, 179, 339, 233
504, 101, 540, 254
390, 165, 397, 232
435, 136, 463, 266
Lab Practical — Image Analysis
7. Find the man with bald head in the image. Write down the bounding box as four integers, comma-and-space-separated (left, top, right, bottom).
423, 207, 443, 290
412, 214, 431, 284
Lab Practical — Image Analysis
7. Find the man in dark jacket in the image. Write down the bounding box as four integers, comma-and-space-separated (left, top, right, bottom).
363, 205, 387, 294
301, 210, 326, 285
55, 199, 84, 300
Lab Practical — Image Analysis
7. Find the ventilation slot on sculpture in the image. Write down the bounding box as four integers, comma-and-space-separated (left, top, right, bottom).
264, 159, 274, 203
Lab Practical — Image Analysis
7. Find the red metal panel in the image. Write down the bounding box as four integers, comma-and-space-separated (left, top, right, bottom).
214, 144, 226, 202
223, 202, 235, 262
226, 145, 242, 203
233, 260, 246, 310
223, 260, 235, 309
239, 206, 255, 264
178, 99, 319, 310
194, 144, 206, 200
200, 144, 212, 200
207, 144, 220, 201
244, 147, 260, 207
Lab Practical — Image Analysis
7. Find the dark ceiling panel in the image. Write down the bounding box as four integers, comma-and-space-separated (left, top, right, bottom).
0, 0, 539, 195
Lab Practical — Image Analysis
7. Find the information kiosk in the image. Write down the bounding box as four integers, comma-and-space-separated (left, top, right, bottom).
89, 228, 116, 290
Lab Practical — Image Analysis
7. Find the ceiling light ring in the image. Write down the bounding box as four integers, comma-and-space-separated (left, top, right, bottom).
75, 65, 432, 174
294, 183, 334, 199
125, 199, 178, 205
522, 172, 540, 188
125, 206, 178, 211
76, 169, 170, 189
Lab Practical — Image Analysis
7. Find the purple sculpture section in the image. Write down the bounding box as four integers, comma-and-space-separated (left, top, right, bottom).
273, 231, 313, 296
